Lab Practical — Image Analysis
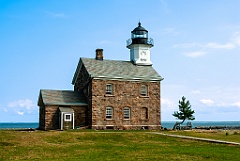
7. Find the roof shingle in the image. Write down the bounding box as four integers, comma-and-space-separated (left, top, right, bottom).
38, 90, 88, 106
72, 58, 163, 83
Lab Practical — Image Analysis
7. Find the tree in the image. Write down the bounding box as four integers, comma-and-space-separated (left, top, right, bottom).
172, 96, 195, 124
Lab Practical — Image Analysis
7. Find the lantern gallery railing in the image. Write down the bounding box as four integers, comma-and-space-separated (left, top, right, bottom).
148, 38, 154, 46
126, 38, 154, 47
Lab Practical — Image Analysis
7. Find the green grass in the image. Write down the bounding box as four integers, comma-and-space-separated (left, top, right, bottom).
162, 130, 240, 143
0, 130, 240, 160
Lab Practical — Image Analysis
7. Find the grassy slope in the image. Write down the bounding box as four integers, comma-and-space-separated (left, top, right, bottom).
0, 130, 240, 161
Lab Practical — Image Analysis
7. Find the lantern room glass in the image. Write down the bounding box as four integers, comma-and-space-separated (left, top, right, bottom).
131, 32, 148, 39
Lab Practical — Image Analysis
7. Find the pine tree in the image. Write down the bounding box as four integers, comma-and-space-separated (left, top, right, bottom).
172, 96, 195, 124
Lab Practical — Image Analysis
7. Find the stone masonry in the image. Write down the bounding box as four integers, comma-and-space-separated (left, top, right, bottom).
72, 56, 162, 130
89, 79, 161, 130
38, 104, 87, 130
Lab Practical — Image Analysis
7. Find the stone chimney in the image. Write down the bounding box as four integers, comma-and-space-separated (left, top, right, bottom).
95, 49, 103, 60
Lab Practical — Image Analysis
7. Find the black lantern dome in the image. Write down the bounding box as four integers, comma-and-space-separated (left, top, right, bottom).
132, 22, 148, 38
127, 22, 153, 48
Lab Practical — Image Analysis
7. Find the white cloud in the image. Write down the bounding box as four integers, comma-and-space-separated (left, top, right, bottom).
206, 42, 235, 49
8, 99, 34, 109
231, 102, 240, 107
184, 51, 207, 58
199, 99, 240, 109
232, 32, 240, 46
175, 42, 236, 50
8, 99, 36, 115
17, 111, 24, 115
174, 32, 240, 57
200, 99, 214, 106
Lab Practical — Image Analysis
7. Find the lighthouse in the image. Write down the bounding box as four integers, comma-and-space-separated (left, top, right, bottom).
127, 22, 154, 66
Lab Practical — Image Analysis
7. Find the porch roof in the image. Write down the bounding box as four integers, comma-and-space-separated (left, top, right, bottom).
38, 90, 88, 106
59, 107, 74, 113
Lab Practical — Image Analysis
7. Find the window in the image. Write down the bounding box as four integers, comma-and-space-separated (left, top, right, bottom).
106, 107, 113, 119
106, 84, 113, 94
124, 107, 130, 119
141, 85, 148, 96
141, 107, 148, 120
64, 114, 72, 121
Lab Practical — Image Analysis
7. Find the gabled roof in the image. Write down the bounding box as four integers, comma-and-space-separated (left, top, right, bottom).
38, 90, 88, 106
72, 58, 163, 84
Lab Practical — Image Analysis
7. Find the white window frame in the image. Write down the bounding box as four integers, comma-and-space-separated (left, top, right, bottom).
106, 84, 113, 95
124, 107, 130, 119
141, 85, 148, 96
106, 107, 113, 119
64, 114, 72, 122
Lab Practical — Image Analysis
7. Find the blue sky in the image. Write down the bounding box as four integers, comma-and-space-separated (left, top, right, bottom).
0, 0, 239, 122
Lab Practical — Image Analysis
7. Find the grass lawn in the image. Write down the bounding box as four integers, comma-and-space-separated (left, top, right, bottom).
0, 130, 240, 161
162, 129, 240, 143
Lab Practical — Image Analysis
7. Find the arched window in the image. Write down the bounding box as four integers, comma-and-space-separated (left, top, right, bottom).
106, 107, 113, 119
124, 107, 130, 119
141, 107, 148, 120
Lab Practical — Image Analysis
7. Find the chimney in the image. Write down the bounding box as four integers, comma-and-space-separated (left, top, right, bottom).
95, 49, 103, 60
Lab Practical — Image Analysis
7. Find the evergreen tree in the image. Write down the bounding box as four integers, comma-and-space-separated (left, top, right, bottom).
172, 96, 195, 124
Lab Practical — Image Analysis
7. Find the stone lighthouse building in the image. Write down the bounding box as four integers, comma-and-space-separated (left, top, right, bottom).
38, 22, 163, 130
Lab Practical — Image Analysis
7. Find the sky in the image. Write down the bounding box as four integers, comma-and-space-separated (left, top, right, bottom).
0, 0, 240, 122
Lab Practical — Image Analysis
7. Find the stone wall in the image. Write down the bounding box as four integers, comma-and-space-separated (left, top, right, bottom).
43, 105, 87, 130
38, 106, 45, 130
72, 106, 87, 127
74, 63, 92, 127
90, 79, 161, 130
74, 63, 91, 91
73, 63, 161, 130
44, 105, 59, 130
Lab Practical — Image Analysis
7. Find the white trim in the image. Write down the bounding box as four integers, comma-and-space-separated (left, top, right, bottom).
106, 107, 113, 119
61, 113, 63, 130
93, 77, 163, 82
72, 113, 75, 129
64, 114, 72, 121
60, 112, 74, 130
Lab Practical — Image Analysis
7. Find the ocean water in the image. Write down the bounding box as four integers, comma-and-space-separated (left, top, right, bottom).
0, 121, 239, 129
0, 122, 39, 129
